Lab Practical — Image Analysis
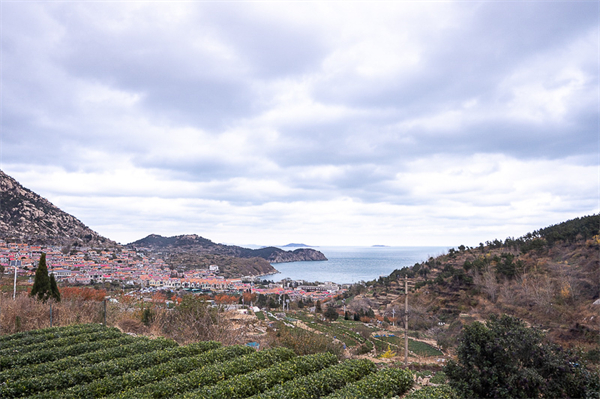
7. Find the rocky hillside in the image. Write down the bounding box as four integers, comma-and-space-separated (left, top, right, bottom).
128, 234, 328, 263
0, 170, 116, 247
365, 214, 599, 350
161, 252, 278, 278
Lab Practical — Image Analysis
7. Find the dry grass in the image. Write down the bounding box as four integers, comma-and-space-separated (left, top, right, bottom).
0, 292, 262, 348
0, 293, 105, 334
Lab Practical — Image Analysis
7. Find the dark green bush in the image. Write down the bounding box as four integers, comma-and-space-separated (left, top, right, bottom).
445, 314, 599, 398
429, 370, 447, 384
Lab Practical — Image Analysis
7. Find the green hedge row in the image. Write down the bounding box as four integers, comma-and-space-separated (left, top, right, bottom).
250, 358, 377, 399
0, 328, 123, 357
103, 345, 255, 399
324, 367, 414, 399
4, 340, 219, 398
112, 347, 296, 399
0, 336, 176, 384
403, 385, 457, 399
0, 324, 107, 350
0, 323, 102, 343
66, 343, 260, 399
0, 334, 135, 371
180, 352, 339, 399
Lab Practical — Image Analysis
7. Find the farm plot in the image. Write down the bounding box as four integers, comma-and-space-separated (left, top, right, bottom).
0, 324, 414, 399
292, 313, 374, 348
304, 321, 364, 348
375, 335, 443, 357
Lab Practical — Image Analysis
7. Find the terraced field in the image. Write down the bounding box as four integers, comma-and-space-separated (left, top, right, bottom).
290, 312, 443, 358
374, 335, 443, 357
0, 324, 414, 398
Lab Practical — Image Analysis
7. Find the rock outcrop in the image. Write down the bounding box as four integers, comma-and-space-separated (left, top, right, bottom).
0, 170, 116, 247
266, 248, 328, 263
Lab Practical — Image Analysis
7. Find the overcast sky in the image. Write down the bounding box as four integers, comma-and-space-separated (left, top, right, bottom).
1, 1, 598, 247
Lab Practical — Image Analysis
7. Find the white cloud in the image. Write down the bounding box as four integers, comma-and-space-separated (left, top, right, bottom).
1, 1, 597, 248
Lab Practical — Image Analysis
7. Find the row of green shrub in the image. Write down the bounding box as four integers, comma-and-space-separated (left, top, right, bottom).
0, 323, 106, 350
250, 359, 377, 399
0, 328, 123, 357
4, 340, 219, 398
109, 347, 295, 399
1, 334, 135, 370
0, 324, 435, 399
325, 367, 414, 399
404, 385, 457, 399
76, 345, 253, 399
0, 336, 176, 383
180, 352, 337, 399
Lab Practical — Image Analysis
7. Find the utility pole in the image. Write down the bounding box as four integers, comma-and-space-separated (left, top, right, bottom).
404, 277, 408, 366
13, 265, 18, 300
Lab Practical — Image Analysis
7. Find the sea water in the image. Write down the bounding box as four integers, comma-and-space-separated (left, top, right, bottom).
265, 246, 450, 284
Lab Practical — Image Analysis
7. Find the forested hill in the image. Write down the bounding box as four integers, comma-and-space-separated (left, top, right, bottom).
375, 214, 599, 348
525, 214, 599, 246
474, 214, 600, 252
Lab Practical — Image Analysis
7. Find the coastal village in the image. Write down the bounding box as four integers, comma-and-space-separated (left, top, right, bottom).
0, 240, 346, 302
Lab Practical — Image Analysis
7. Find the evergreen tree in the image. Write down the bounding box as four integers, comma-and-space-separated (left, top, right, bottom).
256, 294, 267, 308
315, 300, 322, 313
324, 306, 339, 321
141, 306, 153, 326
30, 253, 51, 302
267, 296, 278, 309
49, 273, 61, 302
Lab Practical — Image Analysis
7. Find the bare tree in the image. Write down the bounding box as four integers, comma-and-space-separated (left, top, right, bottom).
348, 297, 375, 314
474, 266, 498, 302
498, 281, 517, 306
529, 274, 555, 313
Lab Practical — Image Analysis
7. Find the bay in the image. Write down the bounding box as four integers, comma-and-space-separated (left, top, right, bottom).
266, 246, 450, 284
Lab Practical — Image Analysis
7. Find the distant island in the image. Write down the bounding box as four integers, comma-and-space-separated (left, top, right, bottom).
281, 243, 315, 248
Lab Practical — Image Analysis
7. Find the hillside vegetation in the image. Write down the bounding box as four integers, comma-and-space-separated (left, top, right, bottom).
369, 214, 599, 350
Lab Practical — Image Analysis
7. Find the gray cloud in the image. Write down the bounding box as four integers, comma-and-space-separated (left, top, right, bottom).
1, 1, 597, 245
202, 3, 330, 78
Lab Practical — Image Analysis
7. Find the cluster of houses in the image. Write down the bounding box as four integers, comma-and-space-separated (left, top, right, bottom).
0, 240, 346, 301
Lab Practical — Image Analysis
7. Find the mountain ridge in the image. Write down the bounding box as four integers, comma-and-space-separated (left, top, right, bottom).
128, 234, 328, 263
0, 170, 116, 247
0, 170, 327, 278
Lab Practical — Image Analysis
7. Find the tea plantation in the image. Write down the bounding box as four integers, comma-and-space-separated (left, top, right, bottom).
0, 324, 414, 398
